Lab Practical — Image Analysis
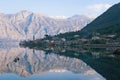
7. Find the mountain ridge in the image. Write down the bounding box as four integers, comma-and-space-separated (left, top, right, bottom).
0, 10, 93, 40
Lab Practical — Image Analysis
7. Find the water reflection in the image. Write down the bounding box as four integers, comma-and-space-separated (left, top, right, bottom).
0, 47, 105, 80
24, 46, 120, 80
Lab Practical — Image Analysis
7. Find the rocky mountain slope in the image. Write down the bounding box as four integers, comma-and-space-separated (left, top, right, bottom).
0, 10, 92, 40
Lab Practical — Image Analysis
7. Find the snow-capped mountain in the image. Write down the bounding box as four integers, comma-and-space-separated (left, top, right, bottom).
0, 10, 93, 40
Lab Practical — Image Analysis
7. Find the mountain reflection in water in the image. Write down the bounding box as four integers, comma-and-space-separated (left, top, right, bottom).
0, 46, 105, 80
21, 45, 120, 80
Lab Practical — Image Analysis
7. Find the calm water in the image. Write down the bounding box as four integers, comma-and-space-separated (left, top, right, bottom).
0, 47, 105, 80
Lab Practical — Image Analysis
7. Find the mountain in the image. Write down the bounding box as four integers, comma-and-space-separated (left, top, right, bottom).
0, 10, 93, 40
81, 2, 120, 36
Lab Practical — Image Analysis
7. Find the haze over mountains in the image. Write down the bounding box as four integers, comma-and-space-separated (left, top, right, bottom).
0, 10, 93, 40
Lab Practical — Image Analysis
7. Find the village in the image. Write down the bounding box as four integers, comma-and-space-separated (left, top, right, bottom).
20, 32, 120, 49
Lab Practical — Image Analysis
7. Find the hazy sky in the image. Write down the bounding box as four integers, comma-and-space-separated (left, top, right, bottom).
0, 0, 119, 18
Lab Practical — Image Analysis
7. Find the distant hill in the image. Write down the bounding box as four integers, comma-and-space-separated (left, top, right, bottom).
81, 2, 120, 35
